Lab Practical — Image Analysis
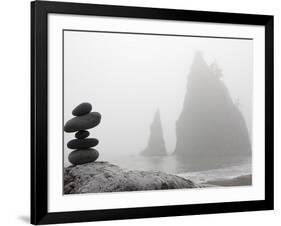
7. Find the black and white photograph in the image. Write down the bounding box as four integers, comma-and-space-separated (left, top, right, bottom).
63, 30, 253, 194
29, 1, 274, 224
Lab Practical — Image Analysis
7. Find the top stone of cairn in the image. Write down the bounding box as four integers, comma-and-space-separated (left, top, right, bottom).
72, 102, 92, 116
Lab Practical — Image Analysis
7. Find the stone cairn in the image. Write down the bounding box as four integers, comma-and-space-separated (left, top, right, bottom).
64, 102, 101, 165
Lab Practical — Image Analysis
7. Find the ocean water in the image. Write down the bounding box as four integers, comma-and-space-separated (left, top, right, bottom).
64, 151, 251, 185
94, 154, 252, 184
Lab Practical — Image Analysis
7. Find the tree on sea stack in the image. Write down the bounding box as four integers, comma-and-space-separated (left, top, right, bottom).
64, 102, 101, 165
141, 109, 167, 156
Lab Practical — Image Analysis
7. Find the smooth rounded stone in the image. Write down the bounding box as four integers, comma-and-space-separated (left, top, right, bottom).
75, 130, 90, 139
64, 112, 101, 132
68, 149, 99, 165
67, 138, 99, 149
72, 102, 92, 116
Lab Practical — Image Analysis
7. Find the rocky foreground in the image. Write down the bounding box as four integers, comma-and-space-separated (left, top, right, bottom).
64, 162, 198, 194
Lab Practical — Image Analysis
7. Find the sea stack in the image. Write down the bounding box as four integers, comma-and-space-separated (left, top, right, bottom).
175, 52, 251, 159
64, 102, 101, 165
141, 110, 167, 156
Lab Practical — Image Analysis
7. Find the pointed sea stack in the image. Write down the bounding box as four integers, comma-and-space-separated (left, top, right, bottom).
141, 110, 167, 156
175, 52, 251, 159
64, 102, 101, 165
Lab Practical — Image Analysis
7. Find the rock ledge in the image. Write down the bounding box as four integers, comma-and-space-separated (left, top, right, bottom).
64, 162, 198, 194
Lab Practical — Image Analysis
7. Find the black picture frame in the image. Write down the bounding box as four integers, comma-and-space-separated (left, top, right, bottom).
31, 1, 274, 224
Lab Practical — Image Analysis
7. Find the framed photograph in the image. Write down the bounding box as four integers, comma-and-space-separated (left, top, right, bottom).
31, 1, 274, 224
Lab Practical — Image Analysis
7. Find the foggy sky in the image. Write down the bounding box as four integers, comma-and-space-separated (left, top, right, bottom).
64, 31, 253, 165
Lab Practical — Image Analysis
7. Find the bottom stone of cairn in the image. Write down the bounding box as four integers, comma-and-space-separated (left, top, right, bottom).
68, 149, 99, 165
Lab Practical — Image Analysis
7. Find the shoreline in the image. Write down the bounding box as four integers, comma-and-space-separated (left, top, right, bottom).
202, 174, 252, 187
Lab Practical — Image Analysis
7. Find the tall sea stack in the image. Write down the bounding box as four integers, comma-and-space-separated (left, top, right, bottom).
141, 110, 167, 156
175, 52, 251, 158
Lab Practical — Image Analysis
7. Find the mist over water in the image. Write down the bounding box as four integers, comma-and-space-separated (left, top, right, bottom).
99, 153, 251, 174
64, 31, 253, 180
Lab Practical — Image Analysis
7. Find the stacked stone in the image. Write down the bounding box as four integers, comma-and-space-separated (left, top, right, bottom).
64, 103, 101, 165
